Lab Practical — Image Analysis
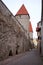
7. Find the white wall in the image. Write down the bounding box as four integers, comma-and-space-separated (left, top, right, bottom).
29, 32, 33, 39
37, 32, 41, 37
15, 15, 30, 39
15, 15, 30, 32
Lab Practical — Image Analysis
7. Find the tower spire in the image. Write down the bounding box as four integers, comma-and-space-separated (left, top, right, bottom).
16, 4, 29, 15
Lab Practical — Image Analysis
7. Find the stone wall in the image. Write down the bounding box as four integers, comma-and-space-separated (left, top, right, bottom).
0, 0, 32, 61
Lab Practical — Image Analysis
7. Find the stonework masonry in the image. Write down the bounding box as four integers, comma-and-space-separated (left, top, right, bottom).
0, 0, 32, 61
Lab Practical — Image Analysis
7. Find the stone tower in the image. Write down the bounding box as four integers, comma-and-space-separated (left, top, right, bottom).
15, 4, 30, 38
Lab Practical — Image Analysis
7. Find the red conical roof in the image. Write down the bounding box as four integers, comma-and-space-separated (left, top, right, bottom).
16, 4, 29, 15
29, 22, 33, 32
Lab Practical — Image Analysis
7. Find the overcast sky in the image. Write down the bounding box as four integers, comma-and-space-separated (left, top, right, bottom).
2, 0, 41, 38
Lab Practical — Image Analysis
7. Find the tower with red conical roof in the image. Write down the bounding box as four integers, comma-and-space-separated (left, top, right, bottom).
15, 4, 33, 39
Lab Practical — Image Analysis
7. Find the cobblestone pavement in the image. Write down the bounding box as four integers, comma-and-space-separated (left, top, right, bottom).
0, 49, 43, 65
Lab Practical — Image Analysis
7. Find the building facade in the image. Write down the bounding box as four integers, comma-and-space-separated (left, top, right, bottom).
36, 21, 41, 54
40, 0, 43, 56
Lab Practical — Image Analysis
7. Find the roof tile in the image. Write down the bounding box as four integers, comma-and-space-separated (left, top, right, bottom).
16, 4, 29, 15
29, 22, 33, 32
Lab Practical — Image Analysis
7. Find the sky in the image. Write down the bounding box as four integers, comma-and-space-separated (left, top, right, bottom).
2, 0, 41, 39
